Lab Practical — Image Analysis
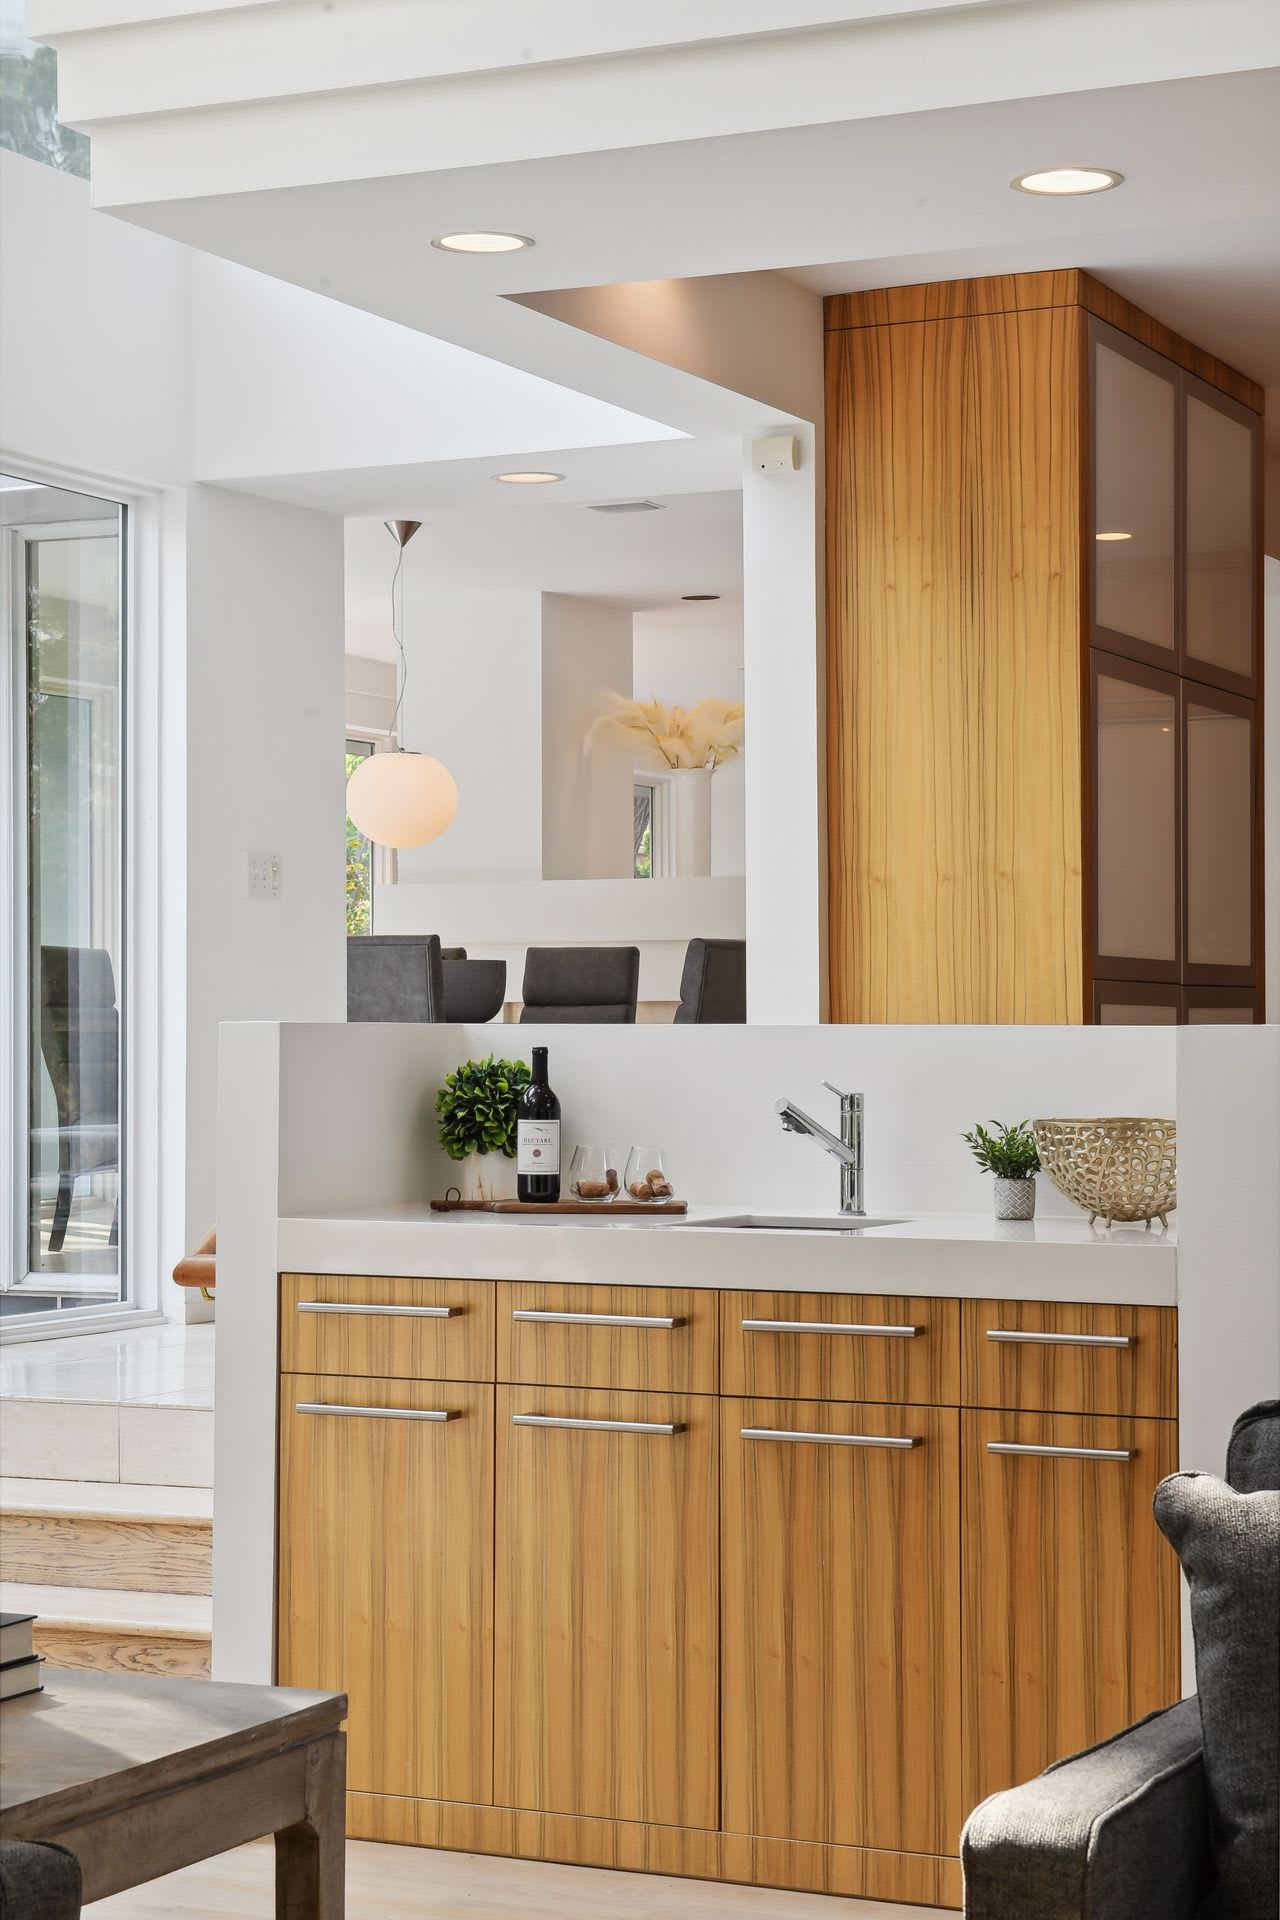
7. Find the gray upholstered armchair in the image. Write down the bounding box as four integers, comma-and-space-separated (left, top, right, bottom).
0, 1839, 82, 1918
674, 938, 746, 1023
346, 934, 445, 1022
962, 1401, 1280, 1920
519, 946, 639, 1024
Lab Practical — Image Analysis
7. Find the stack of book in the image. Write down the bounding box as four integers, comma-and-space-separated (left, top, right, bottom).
0, 1611, 44, 1701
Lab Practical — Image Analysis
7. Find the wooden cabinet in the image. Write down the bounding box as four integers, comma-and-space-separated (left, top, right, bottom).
721, 1398, 960, 1856
825, 269, 1264, 1023
277, 1372, 493, 1804
962, 1409, 1179, 1808
276, 1271, 1179, 1907
495, 1385, 718, 1829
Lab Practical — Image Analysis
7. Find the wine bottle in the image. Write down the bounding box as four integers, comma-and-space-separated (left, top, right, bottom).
517, 1046, 561, 1203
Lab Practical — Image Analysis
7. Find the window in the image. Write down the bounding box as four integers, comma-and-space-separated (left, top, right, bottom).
633, 783, 654, 879
633, 778, 672, 879
0, 10, 90, 178
3, 477, 125, 1318
346, 737, 374, 934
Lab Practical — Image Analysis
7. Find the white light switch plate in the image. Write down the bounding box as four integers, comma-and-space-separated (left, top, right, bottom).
247, 851, 282, 899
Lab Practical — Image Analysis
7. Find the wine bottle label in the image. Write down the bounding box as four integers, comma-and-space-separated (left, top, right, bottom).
518, 1120, 560, 1175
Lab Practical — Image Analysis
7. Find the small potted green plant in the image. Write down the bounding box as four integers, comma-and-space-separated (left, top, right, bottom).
436, 1055, 531, 1202
962, 1119, 1041, 1221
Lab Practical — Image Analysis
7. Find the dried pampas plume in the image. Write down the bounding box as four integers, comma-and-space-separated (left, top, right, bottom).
584, 693, 744, 773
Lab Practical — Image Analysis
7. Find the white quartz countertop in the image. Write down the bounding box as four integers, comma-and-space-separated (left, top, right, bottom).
277, 1203, 1177, 1305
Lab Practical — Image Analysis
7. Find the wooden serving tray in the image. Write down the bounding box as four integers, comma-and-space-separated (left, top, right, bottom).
431, 1198, 687, 1216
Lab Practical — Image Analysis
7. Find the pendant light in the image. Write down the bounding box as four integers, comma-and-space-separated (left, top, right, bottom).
346, 519, 458, 848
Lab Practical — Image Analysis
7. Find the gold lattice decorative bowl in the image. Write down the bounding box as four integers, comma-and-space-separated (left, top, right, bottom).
1032, 1118, 1177, 1230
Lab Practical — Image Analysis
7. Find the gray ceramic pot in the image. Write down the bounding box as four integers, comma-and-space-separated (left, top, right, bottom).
994, 1176, 1036, 1221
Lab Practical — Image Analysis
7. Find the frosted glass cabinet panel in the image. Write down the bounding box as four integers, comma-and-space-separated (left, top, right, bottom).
1094, 661, 1179, 977
1185, 390, 1256, 688
1185, 693, 1254, 979
1093, 338, 1176, 659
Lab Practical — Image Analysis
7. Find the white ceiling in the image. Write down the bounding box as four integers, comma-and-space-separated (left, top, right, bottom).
345, 487, 744, 662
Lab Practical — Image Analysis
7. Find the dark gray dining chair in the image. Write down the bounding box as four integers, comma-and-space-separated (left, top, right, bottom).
519, 946, 640, 1024
346, 934, 445, 1022
38, 945, 120, 1254
674, 938, 747, 1023
440, 948, 508, 1023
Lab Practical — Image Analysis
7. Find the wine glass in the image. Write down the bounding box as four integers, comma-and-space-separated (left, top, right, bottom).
568, 1146, 619, 1203
623, 1147, 675, 1203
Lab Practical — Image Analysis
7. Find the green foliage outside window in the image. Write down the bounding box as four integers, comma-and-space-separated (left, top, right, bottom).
345, 751, 372, 936
0, 40, 90, 179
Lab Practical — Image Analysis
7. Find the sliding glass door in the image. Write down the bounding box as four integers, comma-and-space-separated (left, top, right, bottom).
3, 476, 126, 1319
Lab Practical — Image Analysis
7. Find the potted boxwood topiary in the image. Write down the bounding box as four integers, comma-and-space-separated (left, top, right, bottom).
436, 1055, 531, 1203
962, 1119, 1041, 1221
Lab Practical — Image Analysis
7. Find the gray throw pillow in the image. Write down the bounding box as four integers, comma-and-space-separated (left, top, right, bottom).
1153, 1470, 1280, 1920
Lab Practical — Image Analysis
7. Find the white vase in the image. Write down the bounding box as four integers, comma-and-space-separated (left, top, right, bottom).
461, 1154, 518, 1204
669, 767, 713, 877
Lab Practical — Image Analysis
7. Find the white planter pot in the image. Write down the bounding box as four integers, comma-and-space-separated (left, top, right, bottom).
460, 1153, 518, 1204
994, 1177, 1037, 1222
669, 767, 713, 877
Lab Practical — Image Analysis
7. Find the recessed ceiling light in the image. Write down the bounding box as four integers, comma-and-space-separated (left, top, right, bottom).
492, 471, 564, 485
1011, 167, 1124, 196
682, 594, 721, 602
1095, 531, 1133, 541
432, 231, 534, 254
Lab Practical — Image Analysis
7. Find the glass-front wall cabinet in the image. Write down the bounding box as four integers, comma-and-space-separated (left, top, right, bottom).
1089, 321, 1261, 1024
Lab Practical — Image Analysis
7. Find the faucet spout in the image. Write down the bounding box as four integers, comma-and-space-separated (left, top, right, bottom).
774, 1089, 865, 1215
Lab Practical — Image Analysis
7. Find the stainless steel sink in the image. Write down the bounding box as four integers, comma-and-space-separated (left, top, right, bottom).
685, 1212, 905, 1233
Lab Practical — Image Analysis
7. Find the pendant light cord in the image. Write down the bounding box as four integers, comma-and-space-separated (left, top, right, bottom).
389, 541, 408, 748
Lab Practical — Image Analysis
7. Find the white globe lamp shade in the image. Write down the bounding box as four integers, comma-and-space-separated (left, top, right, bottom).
346, 750, 458, 849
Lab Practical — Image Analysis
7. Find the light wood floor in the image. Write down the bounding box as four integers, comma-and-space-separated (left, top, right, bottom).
90, 1837, 957, 1918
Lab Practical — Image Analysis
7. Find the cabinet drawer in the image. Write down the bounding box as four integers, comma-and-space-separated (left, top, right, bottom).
721, 1293, 959, 1405
498, 1283, 716, 1393
962, 1299, 1176, 1417
280, 1273, 494, 1381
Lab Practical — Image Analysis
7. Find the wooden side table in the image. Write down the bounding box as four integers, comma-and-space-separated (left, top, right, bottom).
0, 1666, 347, 1917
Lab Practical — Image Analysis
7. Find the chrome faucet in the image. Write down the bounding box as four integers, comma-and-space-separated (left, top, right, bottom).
774, 1084, 864, 1215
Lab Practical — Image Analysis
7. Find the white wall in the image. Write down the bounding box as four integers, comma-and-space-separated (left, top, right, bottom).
185, 485, 346, 1242
541, 593, 634, 881
633, 598, 746, 877
395, 590, 544, 884
344, 652, 395, 738
0, 153, 191, 487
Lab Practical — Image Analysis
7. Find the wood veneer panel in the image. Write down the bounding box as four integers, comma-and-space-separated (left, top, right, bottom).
825, 270, 1262, 410
346, 1793, 964, 1908
721, 1291, 958, 1404
826, 304, 1084, 1021
277, 1374, 493, 1805
279, 1272, 494, 1381
825, 269, 1085, 331
961, 1408, 1180, 1812
498, 1281, 716, 1393
721, 1398, 961, 1858
962, 1299, 1176, 1417
495, 1386, 718, 1831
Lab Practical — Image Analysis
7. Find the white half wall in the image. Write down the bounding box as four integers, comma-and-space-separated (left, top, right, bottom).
1265, 554, 1278, 1012
395, 590, 544, 885
186, 484, 346, 1243
541, 593, 634, 881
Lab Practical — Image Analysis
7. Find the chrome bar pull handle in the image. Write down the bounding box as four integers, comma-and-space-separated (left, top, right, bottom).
512, 1309, 680, 1329
741, 1427, 918, 1449
297, 1302, 457, 1319
513, 1413, 681, 1435
986, 1329, 1132, 1349
295, 1402, 457, 1422
742, 1318, 918, 1338
987, 1441, 1134, 1462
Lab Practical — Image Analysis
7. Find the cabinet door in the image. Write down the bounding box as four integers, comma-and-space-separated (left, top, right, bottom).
1090, 324, 1177, 668
1183, 684, 1257, 984
962, 1409, 1179, 1811
1185, 986, 1260, 1023
1185, 380, 1258, 693
1092, 652, 1180, 983
721, 1398, 961, 1857
1093, 980, 1181, 1024
495, 1386, 718, 1829
278, 1374, 493, 1803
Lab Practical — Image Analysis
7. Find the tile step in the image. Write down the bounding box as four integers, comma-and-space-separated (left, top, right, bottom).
1, 1580, 211, 1678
